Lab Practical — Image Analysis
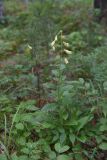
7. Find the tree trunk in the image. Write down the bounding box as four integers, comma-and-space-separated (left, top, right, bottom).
101, 0, 107, 18
94, 0, 101, 9
94, 0, 107, 21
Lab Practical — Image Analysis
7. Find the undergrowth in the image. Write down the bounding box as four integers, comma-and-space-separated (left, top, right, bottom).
0, 0, 107, 160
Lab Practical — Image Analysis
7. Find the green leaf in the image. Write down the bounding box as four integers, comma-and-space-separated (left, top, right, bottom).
52, 132, 59, 142
77, 135, 87, 143
96, 136, 102, 144
100, 125, 107, 132
42, 103, 57, 112
19, 100, 36, 110
0, 154, 7, 160
18, 155, 28, 160
48, 151, 56, 159
52, 70, 59, 76
78, 116, 92, 131
11, 154, 18, 160
21, 114, 33, 122
62, 112, 68, 120
42, 122, 54, 129
15, 123, 24, 130
72, 144, 82, 152
60, 132, 66, 144
79, 78, 84, 84
21, 147, 29, 154
69, 134, 76, 145
55, 143, 70, 153
60, 64, 66, 70
103, 81, 107, 91
57, 155, 70, 160
75, 154, 84, 160
17, 137, 26, 146
99, 143, 107, 150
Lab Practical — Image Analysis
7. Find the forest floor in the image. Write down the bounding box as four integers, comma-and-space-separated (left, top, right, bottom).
1, 1, 107, 160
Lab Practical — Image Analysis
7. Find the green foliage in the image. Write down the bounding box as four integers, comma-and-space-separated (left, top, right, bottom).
0, 0, 107, 160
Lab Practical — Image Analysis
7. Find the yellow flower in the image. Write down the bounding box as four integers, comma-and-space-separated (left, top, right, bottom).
64, 58, 69, 64
64, 49, 72, 55
63, 42, 70, 47
28, 44, 32, 50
